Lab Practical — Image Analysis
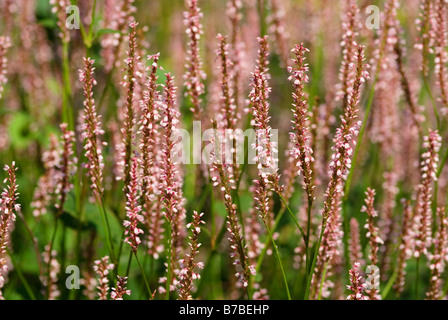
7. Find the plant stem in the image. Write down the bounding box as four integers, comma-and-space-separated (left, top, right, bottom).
96, 196, 116, 265
262, 220, 291, 299
278, 192, 307, 245
165, 224, 172, 300
6, 248, 36, 300
381, 271, 398, 299
415, 257, 420, 299
135, 252, 152, 299
256, 208, 285, 273
125, 250, 133, 277
304, 215, 327, 300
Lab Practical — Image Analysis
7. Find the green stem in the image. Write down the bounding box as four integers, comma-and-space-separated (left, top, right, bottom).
165, 225, 172, 300
277, 192, 306, 245
125, 250, 133, 277
262, 220, 291, 300
6, 248, 36, 300
61, 41, 73, 131
423, 77, 440, 131
97, 196, 116, 265
415, 257, 420, 299
256, 208, 285, 273
304, 216, 327, 300
317, 262, 329, 300
344, 74, 378, 199
135, 252, 152, 299
381, 271, 398, 299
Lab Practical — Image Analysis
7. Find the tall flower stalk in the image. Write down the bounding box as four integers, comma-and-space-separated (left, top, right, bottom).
210, 122, 254, 293
287, 43, 316, 275
159, 73, 186, 297
0, 162, 20, 300
362, 188, 383, 300
306, 44, 369, 300
139, 53, 164, 259
178, 211, 204, 300
79, 57, 115, 264
183, 0, 205, 120
120, 21, 140, 186
0, 36, 11, 99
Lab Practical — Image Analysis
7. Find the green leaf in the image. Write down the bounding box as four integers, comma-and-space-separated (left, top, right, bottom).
8, 112, 34, 150
37, 18, 57, 28
94, 28, 123, 37
59, 212, 96, 231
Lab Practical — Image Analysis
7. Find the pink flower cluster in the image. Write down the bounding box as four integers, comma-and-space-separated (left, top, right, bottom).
79, 57, 106, 200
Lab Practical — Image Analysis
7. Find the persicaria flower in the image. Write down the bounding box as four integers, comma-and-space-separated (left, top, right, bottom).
93, 256, 114, 300
123, 156, 144, 253
346, 262, 367, 300
0, 162, 19, 300
178, 211, 205, 300
111, 276, 131, 300
0, 36, 11, 99
79, 57, 106, 200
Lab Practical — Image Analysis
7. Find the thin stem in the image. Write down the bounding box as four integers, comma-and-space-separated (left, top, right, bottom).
304, 216, 327, 300
263, 220, 291, 300
96, 196, 116, 265
16, 211, 43, 279
415, 257, 420, 299
256, 208, 285, 273
423, 77, 440, 131
135, 252, 152, 299
381, 270, 398, 299
277, 192, 307, 245
125, 250, 133, 277
317, 262, 329, 300
165, 224, 172, 300
6, 248, 36, 300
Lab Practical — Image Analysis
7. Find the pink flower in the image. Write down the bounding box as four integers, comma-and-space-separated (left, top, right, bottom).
79, 57, 105, 200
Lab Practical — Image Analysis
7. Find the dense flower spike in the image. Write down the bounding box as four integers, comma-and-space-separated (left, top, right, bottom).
362, 188, 382, 300
111, 276, 131, 300
100, 0, 136, 72
54, 123, 77, 214
346, 262, 367, 300
183, 0, 206, 120
31, 135, 60, 218
119, 21, 141, 185
159, 73, 186, 293
123, 156, 144, 253
336, 0, 358, 110
267, 0, 289, 67
311, 44, 369, 299
0, 163, 19, 300
3, 0, 448, 302
139, 53, 164, 259
226, 0, 245, 116
79, 57, 105, 200
93, 256, 114, 300
414, 130, 442, 258
178, 211, 205, 300
250, 37, 280, 191
426, 208, 448, 300
216, 34, 240, 179
0, 36, 11, 99
287, 43, 315, 209
415, 0, 434, 76
41, 244, 61, 300
432, 0, 448, 114
49, 0, 71, 42
394, 200, 414, 295
348, 218, 363, 266
209, 124, 254, 290
31, 124, 76, 218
